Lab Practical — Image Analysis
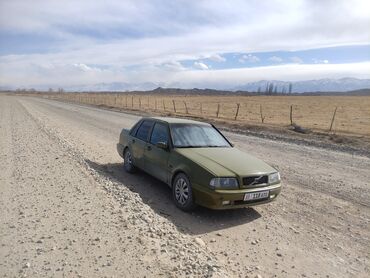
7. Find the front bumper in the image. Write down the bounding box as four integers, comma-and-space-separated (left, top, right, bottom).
192, 183, 281, 210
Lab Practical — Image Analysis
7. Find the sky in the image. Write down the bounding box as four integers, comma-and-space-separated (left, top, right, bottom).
0, 0, 369, 90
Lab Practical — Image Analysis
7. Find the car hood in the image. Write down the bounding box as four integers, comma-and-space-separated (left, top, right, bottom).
176, 147, 276, 177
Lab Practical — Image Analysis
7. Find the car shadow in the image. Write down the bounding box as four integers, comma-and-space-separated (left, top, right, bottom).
86, 159, 261, 235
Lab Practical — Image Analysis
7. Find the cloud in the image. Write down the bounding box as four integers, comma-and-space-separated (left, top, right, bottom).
73, 63, 98, 72
0, 0, 369, 88
1, 1, 369, 55
268, 56, 283, 63
290, 56, 303, 64
239, 54, 260, 63
312, 58, 329, 64
162, 61, 185, 71
193, 62, 209, 70
208, 54, 226, 62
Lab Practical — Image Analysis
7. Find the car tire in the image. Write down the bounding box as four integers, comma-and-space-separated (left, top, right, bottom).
123, 148, 135, 173
172, 173, 197, 211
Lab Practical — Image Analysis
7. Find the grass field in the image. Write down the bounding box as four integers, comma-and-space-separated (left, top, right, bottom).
39, 93, 370, 137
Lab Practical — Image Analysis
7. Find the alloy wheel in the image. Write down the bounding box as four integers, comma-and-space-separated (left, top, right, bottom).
175, 178, 189, 205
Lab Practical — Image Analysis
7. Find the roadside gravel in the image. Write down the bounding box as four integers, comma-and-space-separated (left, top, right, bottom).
0, 97, 227, 277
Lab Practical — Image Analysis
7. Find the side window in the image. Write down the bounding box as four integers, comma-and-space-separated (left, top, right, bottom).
150, 123, 169, 145
135, 120, 153, 141
130, 120, 142, 136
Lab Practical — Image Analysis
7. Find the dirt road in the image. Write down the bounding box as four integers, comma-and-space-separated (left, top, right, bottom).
1, 95, 369, 277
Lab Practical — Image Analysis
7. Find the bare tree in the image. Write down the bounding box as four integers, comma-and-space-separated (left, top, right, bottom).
268, 83, 274, 94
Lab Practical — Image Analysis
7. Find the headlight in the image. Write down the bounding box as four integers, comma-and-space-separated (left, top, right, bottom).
210, 178, 239, 189
268, 172, 280, 184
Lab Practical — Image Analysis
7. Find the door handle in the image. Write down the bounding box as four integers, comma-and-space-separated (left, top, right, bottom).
147, 145, 152, 151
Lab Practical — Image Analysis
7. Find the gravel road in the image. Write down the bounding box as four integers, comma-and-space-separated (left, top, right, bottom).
1, 95, 369, 278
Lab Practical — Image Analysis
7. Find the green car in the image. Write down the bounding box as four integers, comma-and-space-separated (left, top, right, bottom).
117, 117, 281, 211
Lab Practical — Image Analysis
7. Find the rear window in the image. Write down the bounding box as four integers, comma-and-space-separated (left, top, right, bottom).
130, 120, 142, 136
135, 120, 154, 141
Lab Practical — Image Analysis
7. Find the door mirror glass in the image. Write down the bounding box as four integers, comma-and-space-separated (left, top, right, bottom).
156, 141, 168, 150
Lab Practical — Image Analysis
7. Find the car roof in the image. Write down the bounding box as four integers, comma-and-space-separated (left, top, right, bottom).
144, 116, 210, 125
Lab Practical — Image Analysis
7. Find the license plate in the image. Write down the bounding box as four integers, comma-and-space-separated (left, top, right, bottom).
244, 190, 269, 201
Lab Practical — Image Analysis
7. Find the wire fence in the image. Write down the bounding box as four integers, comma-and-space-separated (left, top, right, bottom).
38, 93, 370, 136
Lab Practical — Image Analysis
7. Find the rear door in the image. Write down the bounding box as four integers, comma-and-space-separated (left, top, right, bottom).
144, 122, 170, 183
131, 120, 154, 169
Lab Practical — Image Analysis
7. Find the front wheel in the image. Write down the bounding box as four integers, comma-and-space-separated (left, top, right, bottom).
123, 148, 135, 173
172, 173, 196, 211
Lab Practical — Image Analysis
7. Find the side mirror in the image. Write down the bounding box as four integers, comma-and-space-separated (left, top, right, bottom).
156, 141, 168, 150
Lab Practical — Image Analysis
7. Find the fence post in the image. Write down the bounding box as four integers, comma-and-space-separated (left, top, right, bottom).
131, 96, 134, 108
329, 106, 338, 132
260, 104, 265, 123
155, 99, 157, 111
125, 95, 128, 107
183, 101, 188, 114
216, 103, 220, 118
200, 103, 203, 115
234, 103, 240, 120
172, 100, 176, 112
163, 99, 166, 111
139, 97, 142, 109
290, 105, 293, 125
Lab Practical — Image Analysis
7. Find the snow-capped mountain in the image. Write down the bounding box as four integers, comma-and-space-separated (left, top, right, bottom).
232, 78, 370, 93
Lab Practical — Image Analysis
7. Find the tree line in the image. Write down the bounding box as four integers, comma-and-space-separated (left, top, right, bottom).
257, 83, 293, 94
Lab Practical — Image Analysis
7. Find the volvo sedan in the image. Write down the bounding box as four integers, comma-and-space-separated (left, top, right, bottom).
117, 117, 281, 211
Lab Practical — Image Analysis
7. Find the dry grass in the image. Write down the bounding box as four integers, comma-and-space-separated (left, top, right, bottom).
41, 93, 370, 137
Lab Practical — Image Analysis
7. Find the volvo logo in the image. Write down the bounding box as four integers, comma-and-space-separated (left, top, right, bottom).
250, 176, 264, 185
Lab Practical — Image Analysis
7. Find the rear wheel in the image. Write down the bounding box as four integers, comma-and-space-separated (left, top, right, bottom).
123, 148, 135, 173
172, 173, 196, 211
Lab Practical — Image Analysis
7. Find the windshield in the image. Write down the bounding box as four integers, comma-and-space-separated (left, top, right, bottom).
171, 124, 231, 148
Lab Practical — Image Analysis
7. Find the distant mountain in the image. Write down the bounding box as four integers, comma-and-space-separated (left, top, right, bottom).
73, 78, 370, 93
0, 86, 12, 91
3, 77, 370, 93
232, 78, 370, 93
